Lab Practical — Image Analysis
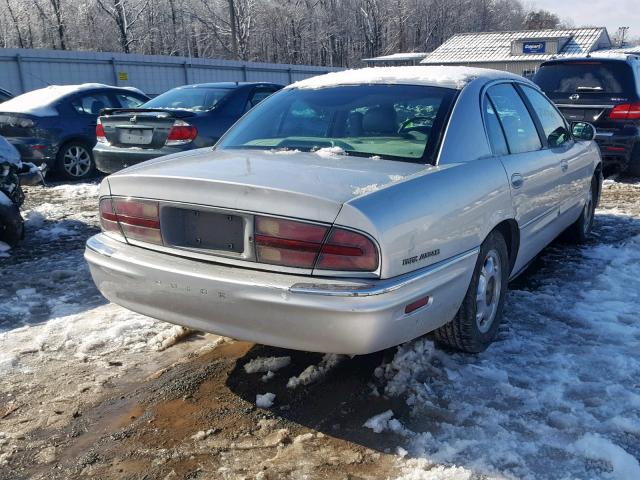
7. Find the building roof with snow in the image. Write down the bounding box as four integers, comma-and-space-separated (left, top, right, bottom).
362, 52, 429, 66
421, 28, 612, 65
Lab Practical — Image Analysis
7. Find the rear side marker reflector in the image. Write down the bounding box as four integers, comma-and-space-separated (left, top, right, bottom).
405, 296, 431, 314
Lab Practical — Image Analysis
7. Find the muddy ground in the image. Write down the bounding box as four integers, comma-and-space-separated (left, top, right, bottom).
1, 176, 639, 480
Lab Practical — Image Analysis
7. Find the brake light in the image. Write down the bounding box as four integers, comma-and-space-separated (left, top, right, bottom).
254, 216, 378, 271
165, 120, 197, 146
609, 103, 640, 120
96, 118, 107, 143
99, 197, 161, 244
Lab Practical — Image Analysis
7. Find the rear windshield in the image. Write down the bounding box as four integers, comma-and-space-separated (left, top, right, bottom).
217, 84, 456, 163
143, 87, 232, 112
534, 61, 636, 95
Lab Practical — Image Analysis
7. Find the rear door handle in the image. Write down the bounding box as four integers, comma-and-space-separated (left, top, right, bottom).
561, 160, 569, 172
511, 173, 524, 189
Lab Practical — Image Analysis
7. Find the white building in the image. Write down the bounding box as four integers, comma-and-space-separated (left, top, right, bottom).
419, 28, 612, 77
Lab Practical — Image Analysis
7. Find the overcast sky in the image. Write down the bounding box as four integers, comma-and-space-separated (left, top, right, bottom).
530, 0, 639, 40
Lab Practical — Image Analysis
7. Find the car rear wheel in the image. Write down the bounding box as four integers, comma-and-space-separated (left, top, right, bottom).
626, 143, 640, 177
434, 230, 509, 353
57, 142, 95, 180
564, 175, 598, 244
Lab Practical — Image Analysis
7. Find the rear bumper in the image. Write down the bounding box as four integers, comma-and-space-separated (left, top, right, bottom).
594, 128, 639, 171
5, 137, 57, 167
93, 143, 185, 173
85, 233, 476, 354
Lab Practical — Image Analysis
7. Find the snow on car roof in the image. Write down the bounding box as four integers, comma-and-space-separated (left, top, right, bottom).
0, 83, 113, 116
288, 66, 516, 90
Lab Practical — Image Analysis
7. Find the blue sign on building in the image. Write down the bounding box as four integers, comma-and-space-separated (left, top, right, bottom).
523, 41, 546, 54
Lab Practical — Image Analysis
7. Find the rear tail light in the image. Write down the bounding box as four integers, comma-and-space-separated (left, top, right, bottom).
165, 120, 197, 146
609, 103, 640, 120
96, 118, 107, 143
254, 216, 378, 271
99, 197, 162, 245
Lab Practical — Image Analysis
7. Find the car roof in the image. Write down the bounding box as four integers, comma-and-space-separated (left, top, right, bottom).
287, 66, 526, 91
175, 82, 283, 90
540, 53, 640, 66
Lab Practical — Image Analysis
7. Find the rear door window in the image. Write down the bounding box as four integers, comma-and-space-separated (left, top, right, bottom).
483, 96, 509, 155
520, 86, 571, 148
245, 88, 278, 112
487, 83, 542, 154
71, 93, 115, 115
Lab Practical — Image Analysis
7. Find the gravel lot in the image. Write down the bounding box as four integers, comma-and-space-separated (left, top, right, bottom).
0, 177, 639, 480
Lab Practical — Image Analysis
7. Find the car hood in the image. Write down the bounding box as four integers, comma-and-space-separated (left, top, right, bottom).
106, 148, 429, 223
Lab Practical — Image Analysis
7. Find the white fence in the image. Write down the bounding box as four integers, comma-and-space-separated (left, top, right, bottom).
0, 48, 342, 96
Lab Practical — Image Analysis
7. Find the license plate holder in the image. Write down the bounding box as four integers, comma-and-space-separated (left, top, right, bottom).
120, 128, 153, 145
162, 207, 245, 253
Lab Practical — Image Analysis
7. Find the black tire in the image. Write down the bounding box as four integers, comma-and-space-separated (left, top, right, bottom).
56, 141, 95, 180
626, 143, 640, 177
434, 230, 509, 353
0, 203, 24, 247
564, 175, 599, 244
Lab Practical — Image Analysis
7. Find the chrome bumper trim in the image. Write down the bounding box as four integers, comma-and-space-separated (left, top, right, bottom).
289, 247, 480, 297
86, 234, 116, 257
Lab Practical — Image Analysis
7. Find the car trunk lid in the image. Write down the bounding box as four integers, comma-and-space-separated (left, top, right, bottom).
107, 148, 427, 225
99, 108, 196, 149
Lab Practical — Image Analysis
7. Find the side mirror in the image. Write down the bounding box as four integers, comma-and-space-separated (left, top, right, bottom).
571, 121, 596, 141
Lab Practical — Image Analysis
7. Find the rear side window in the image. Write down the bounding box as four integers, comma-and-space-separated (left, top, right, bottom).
483, 96, 509, 155
71, 93, 114, 115
534, 61, 636, 95
521, 86, 571, 148
487, 84, 542, 154
245, 88, 277, 112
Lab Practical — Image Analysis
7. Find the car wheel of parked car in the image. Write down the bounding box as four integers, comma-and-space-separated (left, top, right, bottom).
434, 230, 509, 353
57, 142, 95, 180
564, 175, 598, 244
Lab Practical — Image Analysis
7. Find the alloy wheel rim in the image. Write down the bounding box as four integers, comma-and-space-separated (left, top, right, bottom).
63, 146, 91, 177
583, 188, 594, 235
475, 249, 502, 334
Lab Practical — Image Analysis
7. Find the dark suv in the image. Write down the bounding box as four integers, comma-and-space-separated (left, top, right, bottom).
534, 55, 640, 176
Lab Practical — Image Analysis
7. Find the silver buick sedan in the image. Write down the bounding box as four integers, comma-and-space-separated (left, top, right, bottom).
85, 66, 602, 355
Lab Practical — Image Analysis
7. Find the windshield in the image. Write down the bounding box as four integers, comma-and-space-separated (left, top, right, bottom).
534, 61, 636, 96
217, 84, 457, 163
143, 87, 232, 112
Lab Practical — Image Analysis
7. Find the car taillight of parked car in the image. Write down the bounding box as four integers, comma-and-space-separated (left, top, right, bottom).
165, 120, 197, 146
254, 216, 378, 271
608, 103, 640, 120
99, 197, 162, 245
96, 118, 107, 143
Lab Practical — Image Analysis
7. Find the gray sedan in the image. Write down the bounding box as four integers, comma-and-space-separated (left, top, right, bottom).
85, 66, 602, 355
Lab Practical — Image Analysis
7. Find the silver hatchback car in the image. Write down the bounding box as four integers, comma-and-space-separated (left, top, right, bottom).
85, 66, 602, 355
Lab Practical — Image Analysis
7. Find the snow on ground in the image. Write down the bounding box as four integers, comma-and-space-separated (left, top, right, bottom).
369, 205, 640, 479
287, 353, 344, 389
256, 392, 276, 408
244, 356, 291, 374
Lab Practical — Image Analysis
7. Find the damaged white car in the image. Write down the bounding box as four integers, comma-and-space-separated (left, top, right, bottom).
85, 66, 602, 354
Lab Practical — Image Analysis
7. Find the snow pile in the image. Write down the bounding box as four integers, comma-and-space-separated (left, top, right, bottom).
244, 356, 291, 374
148, 325, 192, 351
0, 240, 10, 258
0, 191, 13, 207
256, 392, 276, 408
287, 354, 343, 389
0, 84, 111, 116
314, 146, 346, 157
364, 410, 410, 436
373, 224, 640, 479
289, 66, 485, 91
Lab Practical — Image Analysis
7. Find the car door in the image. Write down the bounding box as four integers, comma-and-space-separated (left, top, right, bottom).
519, 84, 593, 223
484, 82, 559, 273
69, 91, 117, 142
